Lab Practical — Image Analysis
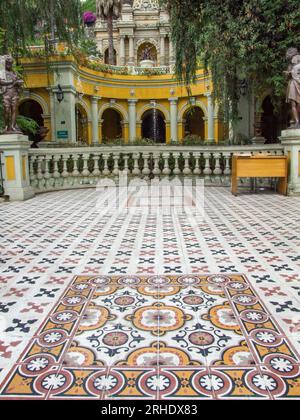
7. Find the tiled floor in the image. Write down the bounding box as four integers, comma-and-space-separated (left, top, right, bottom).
0, 187, 300, 399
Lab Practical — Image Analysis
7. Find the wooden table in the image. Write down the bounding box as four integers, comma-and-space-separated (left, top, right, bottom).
231, 154, 288, 196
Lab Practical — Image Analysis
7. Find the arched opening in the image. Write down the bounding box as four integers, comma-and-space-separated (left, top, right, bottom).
261, 96, 289, 144
261, 96, 279, 144
183, 106, 205, 139
104, 48, 117, 65
137, 42, 157, 66
142, 109, 166, 143
19, 100, 44, 126
102, 108, 123, 141
75, 104, 89, 144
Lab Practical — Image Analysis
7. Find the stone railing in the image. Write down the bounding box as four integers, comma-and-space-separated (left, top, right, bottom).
28, 144, 284, 193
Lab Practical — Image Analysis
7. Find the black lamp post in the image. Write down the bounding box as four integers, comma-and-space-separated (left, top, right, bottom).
56, 84, 64, 103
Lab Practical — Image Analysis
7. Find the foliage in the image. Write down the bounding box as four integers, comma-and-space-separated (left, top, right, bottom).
16, 115, 39, 135
0, 1, 84, 56
82, 0, 97, 13
163, 0, 300, 121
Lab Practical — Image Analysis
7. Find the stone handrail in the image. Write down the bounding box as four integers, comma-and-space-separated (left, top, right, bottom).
28, 144, 284, 193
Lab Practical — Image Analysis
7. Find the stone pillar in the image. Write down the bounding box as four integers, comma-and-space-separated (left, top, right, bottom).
128, 36, 135, 66
128, 99, 138, 142
281, 129, 300, 195
120, 36, 126, 66
53, 86, 77, 144
91, 96, 100, 145
0, 134, 35, 201
205, 93, 215, 143
49, 90, 56, 142
160, 35, 166, 66
169, 98, 178, 142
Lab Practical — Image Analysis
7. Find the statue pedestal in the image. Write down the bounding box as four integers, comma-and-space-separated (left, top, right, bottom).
251, 136, 266, 145
280, 129, 300, 195
0, 134, 35, 201
140, 60, 154, 68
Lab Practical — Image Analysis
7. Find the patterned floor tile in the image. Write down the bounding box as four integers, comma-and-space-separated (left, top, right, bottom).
0, 274, 299, 399
0, 188, 300, 399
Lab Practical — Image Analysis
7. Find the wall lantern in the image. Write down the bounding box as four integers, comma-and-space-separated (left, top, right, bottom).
56, 84, 64, 103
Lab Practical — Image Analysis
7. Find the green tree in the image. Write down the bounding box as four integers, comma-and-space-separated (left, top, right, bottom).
163, 0, 300, 121
96, 0, 122, 65
82, 0, 97, 13
0, 0, 83, 55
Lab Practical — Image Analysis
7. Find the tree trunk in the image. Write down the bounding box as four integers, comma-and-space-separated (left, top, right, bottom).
107, 12, 115, 65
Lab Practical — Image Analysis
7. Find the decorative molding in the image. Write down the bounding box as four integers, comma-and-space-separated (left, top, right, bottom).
178, 100, 208, 121
133, 0, 159, 11
98, 102, 129, 122
19, 92, 50, 115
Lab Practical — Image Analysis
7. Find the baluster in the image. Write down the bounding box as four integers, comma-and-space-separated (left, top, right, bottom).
143, 153, 151, 176
53, 155, 61, 189
132, 153, 141, 176
223, 153, 232, 185
113, 153, 120, 176
36, 156, 45, 190
152, 153, 161, 176
173, 153, 181, 176
61, 155, 69, 187
102, 154, 110, 176
44, 156, 51, 190
193, 152, 201, 175
123, 154, 129, 175
82, 154, 90, 183
162, 153, 171, 176
183, 153, 191, 175
72, 154, 80, 186
214, 153, 223, 184
29, 156, 37, 189
93, 154, 101, 181
203, 153, 212, 182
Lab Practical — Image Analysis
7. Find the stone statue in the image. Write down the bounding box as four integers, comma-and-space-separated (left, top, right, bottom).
0, 56, 23, 134
142, 45, 153, 61
285, 47, 300, 129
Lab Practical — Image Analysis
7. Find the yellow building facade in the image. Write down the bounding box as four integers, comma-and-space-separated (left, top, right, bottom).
19, 55, 225, 146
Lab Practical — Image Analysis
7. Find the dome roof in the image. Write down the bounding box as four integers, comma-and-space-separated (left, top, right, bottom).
133, 0, 159, 11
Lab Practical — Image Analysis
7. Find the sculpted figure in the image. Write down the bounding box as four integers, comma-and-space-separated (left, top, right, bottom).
285, 48, 300, 128
0, 56, 23, 134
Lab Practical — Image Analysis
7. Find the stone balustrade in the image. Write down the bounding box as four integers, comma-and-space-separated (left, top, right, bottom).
28, 144, 284, 193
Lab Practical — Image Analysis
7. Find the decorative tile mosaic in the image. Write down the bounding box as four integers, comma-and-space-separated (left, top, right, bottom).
0, 274, 299, 400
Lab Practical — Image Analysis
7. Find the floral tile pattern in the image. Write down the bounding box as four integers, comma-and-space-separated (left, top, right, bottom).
0, 274, 299, 400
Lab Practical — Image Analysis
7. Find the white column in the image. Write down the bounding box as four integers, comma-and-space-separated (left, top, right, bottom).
128, 99, 138, 142
160, 35, 166, 66
205, 93, 215, 143
120, 36, 125, 66
49, 90, 56, 141
281, 130, 300, 195
128, 36, 134, 66
169, 98, 178, 142
91, 96, 100, 145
